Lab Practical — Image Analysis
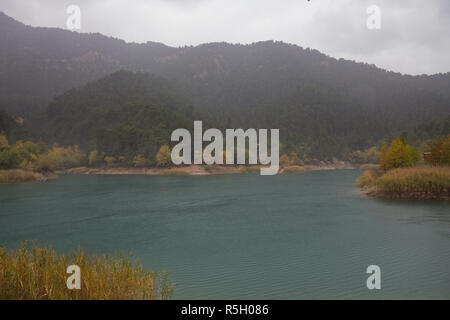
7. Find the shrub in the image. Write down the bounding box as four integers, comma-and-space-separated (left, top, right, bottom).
34, 153, 58, 173
0, 148, 22, 169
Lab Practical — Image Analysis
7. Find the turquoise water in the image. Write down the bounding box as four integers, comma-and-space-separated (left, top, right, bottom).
0, 170, 449, 299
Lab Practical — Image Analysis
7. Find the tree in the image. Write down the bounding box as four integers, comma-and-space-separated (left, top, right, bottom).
0, 148, 22, 169
34, 153, 57, 172
0, 133, 9, 149
380, 137, 420, 171
156, 145, 172, 167
425, 135, 450, 165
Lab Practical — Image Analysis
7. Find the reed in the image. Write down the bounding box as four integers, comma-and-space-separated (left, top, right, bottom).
0, 242, 175, 300
0, 170, 43, 183
375, 166, 450, 195
356, 166, 450, 200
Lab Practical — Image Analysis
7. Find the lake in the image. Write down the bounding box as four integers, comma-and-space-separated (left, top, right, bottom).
0, 170, 449, 299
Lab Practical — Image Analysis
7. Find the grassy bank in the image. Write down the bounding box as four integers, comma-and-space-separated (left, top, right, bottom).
0, 169, 47, 183
356, 166, 450, 200
0, 243, 175, 300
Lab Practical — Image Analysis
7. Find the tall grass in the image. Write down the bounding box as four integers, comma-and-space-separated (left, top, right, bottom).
0, 169, 43, 183
356, 166, 450, 200
0, 242, 175, 300
375, 166, 450, 196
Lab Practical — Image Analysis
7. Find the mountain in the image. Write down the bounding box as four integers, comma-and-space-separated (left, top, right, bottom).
37, 71, 197, 159
0, 11, 176, 115
1, 11, 449, 159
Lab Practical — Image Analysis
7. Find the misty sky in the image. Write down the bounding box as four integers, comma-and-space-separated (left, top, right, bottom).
1, 0, 449, 75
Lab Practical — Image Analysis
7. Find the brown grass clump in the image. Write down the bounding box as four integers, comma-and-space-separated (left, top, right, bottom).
356, 166, 450, 200
281, 166, 306, 174
375, 166, 449, 197
0, 169, 44, 183
354, 169, 381, 188
0, 242, 175, 300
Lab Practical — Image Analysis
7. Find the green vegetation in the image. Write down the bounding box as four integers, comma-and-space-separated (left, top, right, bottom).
0, 242, 175, 300
37, 71, 196, 164
0, 137, 86, 173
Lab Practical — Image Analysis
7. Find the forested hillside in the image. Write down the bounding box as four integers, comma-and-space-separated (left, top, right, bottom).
0, 109, 27, 143
36, 71, 198, 159
1, 11, 449, 161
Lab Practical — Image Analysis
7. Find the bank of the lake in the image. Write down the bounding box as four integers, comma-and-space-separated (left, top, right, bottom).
59, 162, 356, 176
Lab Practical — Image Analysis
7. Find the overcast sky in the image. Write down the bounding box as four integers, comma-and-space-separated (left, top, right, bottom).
1, 0, 449, 75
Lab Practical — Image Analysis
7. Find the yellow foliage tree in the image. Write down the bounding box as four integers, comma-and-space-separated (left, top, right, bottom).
380, 137, 420, 171
0, 133, 9, 149
156, 145, 172, 167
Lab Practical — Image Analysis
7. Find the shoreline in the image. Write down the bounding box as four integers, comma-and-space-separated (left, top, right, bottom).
359, 187, 450, 201
58, 162, 357, 176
